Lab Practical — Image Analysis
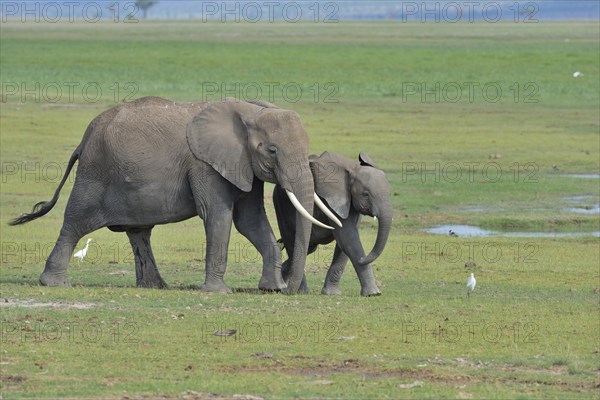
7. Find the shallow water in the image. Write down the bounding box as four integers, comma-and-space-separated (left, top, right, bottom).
426, 225, 495, 237
566, 206, 600, 215
425, 225, 600, 238
562, 195, 600, 215
461, 195, 600, 215
555, 174, 600, 179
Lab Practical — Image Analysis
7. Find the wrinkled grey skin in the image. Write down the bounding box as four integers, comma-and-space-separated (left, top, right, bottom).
10, 97, 315, 294
273, 151, 393, 296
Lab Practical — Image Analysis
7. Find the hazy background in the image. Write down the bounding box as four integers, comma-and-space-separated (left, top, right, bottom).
2, 0, 599, 21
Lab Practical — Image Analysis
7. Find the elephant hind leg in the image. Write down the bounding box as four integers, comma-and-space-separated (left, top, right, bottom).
40, 187, 107, 286
126, 227, 167, 289
40, 229, 80, 287
40, 217, 102, 287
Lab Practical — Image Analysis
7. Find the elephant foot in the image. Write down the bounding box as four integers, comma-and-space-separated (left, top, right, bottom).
200, 281, 232, 293
258, 275, 287, 292
360, 286, 382, 297
39, 272, 70, 287
321, 285, 342, 295
298, 279, 309, 294
282, 275, 309, 295
137, 277, 168, 289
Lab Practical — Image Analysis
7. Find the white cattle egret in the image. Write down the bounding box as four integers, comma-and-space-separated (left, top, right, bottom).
573, 71, 583, 78
74, 238, 92, 264
466, 273, 476, 298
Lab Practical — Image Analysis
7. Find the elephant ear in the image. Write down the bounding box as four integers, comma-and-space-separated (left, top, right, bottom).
187, 100, 264, 192
359, 152, 379, 169
310, 151, 352, 219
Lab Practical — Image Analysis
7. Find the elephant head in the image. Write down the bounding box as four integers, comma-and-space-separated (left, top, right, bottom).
187, 99, 330, 293
311, 151, 393, 266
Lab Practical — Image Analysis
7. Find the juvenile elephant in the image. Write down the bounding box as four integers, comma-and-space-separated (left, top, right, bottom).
273, 151, 393, 296
11, 97, 334, 294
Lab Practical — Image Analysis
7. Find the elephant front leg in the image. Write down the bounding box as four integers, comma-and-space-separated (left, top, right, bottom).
350, 256, 381, 297
126, 227, 167, 289
234, 181, 286, 291
201, 210, 234, 293
334, 218, 381, 297
322, 245, 348, 295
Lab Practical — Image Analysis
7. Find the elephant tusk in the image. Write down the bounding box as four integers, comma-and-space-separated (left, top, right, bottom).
285, 190, 334, 230
313, 193, 343, 228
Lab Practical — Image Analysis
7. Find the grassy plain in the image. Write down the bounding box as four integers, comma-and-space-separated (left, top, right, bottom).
1, 20, 599, 399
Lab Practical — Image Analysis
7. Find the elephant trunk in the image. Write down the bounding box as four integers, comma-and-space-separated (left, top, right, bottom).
359, 202, 393, 266
281, 162, 314, 294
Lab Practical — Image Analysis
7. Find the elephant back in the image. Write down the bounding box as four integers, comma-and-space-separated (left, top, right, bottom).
77, 97, 207, 182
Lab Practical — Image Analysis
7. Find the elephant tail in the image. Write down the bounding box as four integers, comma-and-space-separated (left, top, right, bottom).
9, 148, 80, 226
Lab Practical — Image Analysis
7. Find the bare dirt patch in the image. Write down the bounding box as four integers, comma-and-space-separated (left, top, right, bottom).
0, 298, 96, 310
0, 375, 26, 383
218, 357, 598, 391
118, 392, 264, 400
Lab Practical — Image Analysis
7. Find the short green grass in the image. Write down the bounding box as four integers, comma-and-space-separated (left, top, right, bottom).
1, 21, 599, 399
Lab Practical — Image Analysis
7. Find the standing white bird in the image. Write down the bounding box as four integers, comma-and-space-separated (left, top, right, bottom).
572, 71, 583, 78
73, 238, 93, 264
466, 273, 476, 298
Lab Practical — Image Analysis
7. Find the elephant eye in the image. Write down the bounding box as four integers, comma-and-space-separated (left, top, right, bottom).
268, 145, 278, 155
362, 191, 370, 198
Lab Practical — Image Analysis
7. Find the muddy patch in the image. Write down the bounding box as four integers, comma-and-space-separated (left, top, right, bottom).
218, 357, 596, 391
0, 375, 26, 382
0, 299, 96, 310
107, 392, 264, 400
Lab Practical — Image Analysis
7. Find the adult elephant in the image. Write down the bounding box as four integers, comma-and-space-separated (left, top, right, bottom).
273, 152, 392, 296
10, 97, 333, 294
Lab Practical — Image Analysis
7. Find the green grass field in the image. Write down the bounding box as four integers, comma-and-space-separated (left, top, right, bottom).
1, 20, 599, 399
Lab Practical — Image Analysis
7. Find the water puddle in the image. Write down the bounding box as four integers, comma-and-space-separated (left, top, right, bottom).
426, 225, 495, 237
563, 195, 600, 215
461, 207, 494, 213
565, 206, 600, 214
425, 225, 600, 238
555, 174, 600, 179
460, 196, 600, 215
